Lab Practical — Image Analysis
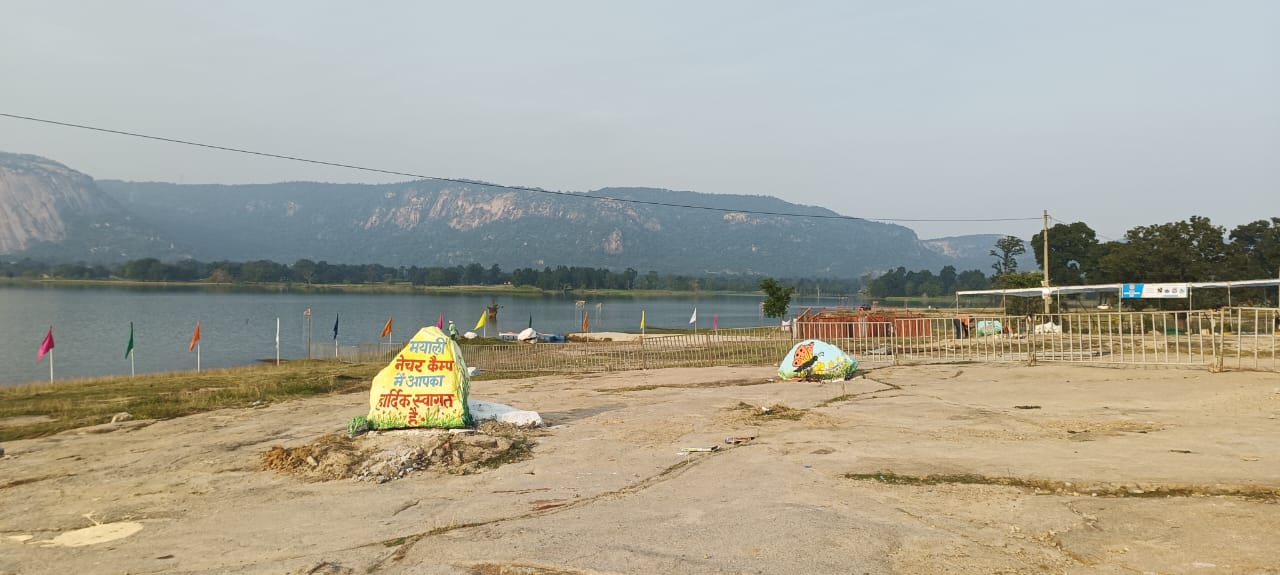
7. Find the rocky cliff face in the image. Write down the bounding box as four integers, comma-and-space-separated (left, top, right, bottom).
0, 153, 111, 252
0, 152, 178, 261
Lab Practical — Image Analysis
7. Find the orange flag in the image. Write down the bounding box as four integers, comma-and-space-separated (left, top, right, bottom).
380, 316, 393, 338
189, 320, 201, 352
582, 311, 590, 333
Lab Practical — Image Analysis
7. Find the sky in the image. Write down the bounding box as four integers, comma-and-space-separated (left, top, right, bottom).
1, 1, 1276, 241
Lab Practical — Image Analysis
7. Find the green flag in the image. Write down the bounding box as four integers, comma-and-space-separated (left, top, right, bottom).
125, 322, 134, 359
528, 314, 533, 329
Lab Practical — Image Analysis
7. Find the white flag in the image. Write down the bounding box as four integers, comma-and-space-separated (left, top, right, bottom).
689, 308, 697, 324
275, 317, 280, 345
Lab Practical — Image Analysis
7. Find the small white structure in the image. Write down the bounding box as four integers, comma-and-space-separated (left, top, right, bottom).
468, 399, 542, 427
1033, 322, 1063, 334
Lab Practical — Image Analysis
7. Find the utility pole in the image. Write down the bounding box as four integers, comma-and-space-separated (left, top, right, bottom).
1042, 209, 1051, 314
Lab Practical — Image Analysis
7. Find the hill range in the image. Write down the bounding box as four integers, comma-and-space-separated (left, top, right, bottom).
0, 151, 1020, 277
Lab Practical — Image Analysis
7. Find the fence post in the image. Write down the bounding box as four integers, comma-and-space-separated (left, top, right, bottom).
1210, 308, 1224, 373
1028, 314, 1038, 366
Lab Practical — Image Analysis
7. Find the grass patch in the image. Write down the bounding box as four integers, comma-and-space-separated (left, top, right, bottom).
471, 371, 552, 381
816, 394, 856, 407
606, 377, 771, 394
0, 361, 381, 442
728, 401, 809, 422
478, 436, 534, 468
843, 471, 1280, 501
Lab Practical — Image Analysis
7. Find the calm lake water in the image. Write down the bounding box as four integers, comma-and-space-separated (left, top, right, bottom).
0, 284, 844, 385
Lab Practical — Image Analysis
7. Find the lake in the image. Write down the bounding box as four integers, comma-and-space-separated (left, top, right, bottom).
0, 284, 844, 385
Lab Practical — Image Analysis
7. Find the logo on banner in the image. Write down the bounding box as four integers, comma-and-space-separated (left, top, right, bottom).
1121, 283, 1188, 299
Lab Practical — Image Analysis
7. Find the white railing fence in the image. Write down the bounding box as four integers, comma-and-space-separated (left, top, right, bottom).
315, 308, 1279, 375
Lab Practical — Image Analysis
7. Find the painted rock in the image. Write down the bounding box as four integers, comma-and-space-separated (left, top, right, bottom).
778, 339, 859, 381
367, 326, 472, 429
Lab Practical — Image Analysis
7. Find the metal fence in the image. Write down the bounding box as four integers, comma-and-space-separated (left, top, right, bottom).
318, 308, 1279, 375
794, 308, 1277, 372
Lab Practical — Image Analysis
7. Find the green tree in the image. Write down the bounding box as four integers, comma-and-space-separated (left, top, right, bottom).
291, 259, 316, 283
1098, 216, 1236, 283
1230, 218, 1280, 304
242, 259, 285, 283
990, 236, 1026, 276
1030, 221, 1099, 285
462, 263, 485, 285
939, 265, 957, 295
992, 271, 1044, 315
1230, 218, 1280, 278
759, 278, 795, 318
485, 264, 504, 285
868, 267, 908, 297
955, 269, 990, 291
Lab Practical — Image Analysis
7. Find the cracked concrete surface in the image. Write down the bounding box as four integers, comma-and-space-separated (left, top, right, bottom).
1, 364, 1277, 574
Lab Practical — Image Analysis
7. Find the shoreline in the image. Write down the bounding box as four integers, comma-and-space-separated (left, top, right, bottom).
0, 277, 776, 298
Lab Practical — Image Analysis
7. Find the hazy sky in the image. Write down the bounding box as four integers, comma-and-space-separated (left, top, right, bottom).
2, 1, 1276, 241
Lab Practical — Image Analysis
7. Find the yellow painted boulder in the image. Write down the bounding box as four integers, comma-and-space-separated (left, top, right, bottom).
367, 326, 471, 429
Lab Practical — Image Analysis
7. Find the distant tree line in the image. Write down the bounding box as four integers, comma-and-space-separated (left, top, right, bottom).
864, 216, 1280, 308
0, 257, 864, 295
5, 216, 1274, 304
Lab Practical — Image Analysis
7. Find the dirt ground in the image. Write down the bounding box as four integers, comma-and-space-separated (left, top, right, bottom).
1, 364, 1278, 575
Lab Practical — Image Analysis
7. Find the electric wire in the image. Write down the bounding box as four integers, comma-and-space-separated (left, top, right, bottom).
1, 112, 1043, 225
1048, 215, 1122, 242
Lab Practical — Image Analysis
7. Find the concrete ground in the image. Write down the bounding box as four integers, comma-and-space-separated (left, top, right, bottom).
1, 364, 1278, 574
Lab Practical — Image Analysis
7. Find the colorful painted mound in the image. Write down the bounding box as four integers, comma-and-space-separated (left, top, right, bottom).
778, 339, 859, 381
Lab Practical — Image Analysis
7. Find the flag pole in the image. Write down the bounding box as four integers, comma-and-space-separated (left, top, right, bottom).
196, 343, 201, 372
275, 317, 281, 366
640, 309, 646, 371
50, 349, 54, 382
127, 321, 136, 377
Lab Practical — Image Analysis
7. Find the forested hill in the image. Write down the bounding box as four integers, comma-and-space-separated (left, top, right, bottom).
94, 179, 956, 277
0, 151, 1017, 276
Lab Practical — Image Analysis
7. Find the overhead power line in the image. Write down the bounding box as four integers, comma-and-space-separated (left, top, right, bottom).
1047, 215, 1123, 243
1, 112, 1041, 224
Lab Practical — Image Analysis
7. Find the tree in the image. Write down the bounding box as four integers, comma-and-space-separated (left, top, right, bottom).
1230, 218, 1280, 278
1098, 216, 1236, 283
1030, 222, 1099, 285
1230, 218, 1280, 304
868, 267, 908, 297
990, 236, 1026, 276
992, 271, 1043, 315
955, 269, 990, 291
485, 264, 504, 285
939, 265, 957, 295
759, 278, 794, 318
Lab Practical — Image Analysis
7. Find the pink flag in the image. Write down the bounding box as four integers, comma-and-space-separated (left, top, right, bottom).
37, 325, 55, 362
713, 313, 718, 330
437, 313, 444, 329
